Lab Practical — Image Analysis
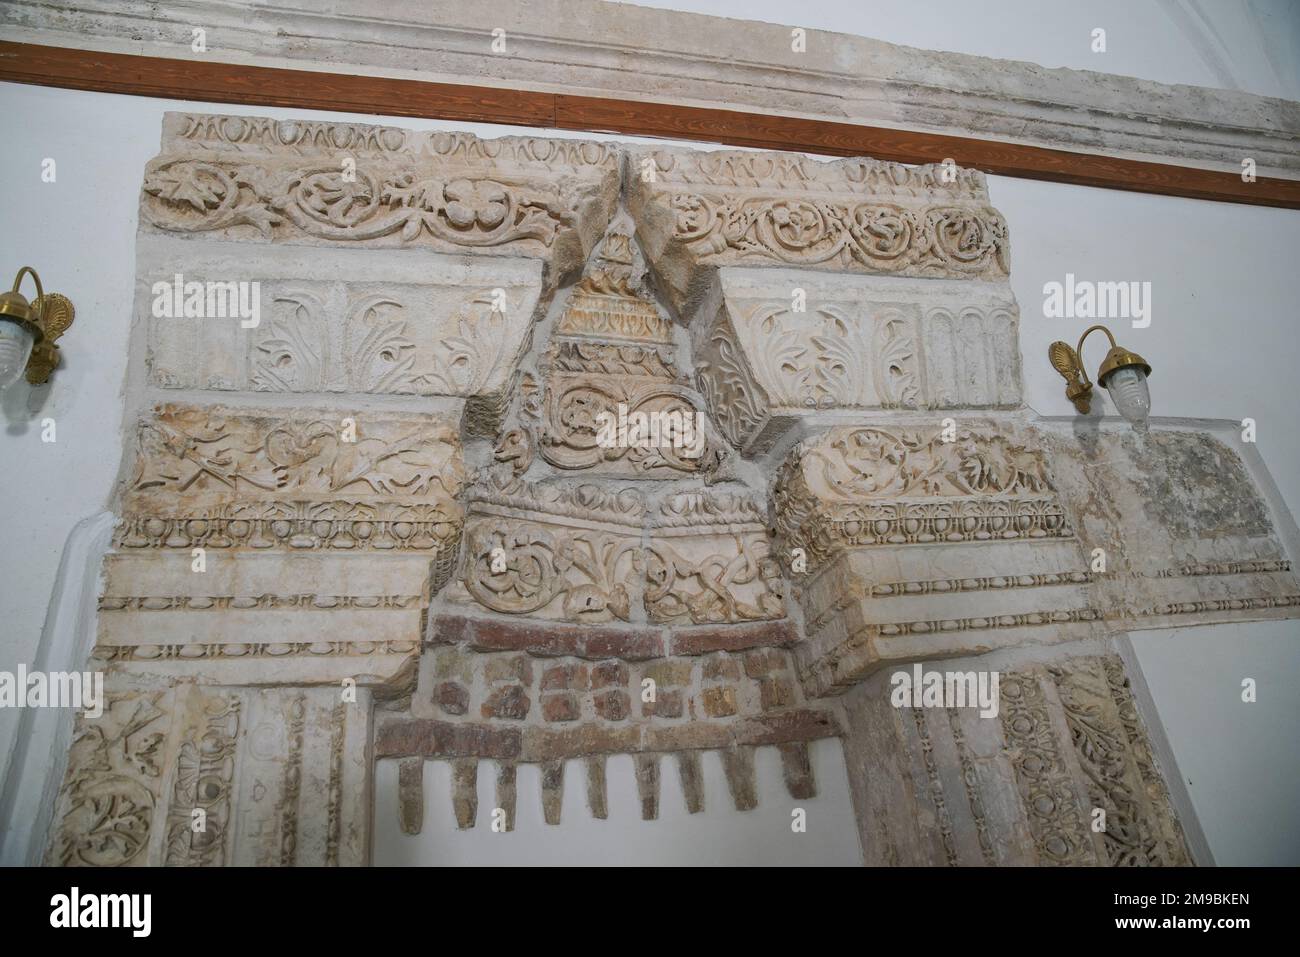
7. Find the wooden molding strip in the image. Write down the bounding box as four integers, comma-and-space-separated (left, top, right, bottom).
3, 40, 1298, 210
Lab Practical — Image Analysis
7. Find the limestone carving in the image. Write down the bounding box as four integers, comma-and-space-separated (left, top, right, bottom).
694, 272, 1022, 452
139, 114, 620, 273
51, 693, 169, 866
628, 147, 1009, 314
40, 112, 1300, 867
645, 492, 786, 624
773, 424, 1069, 574
535, 269, 719, 477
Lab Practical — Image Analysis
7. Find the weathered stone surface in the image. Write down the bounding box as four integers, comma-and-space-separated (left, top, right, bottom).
839, 653, 1191, 866
48, 684, 372, 866
397, 757, 424, 836
676, 751, 705, 814
44, 109, 1299, 867
540, 760, 565, 825
140, 238, 542, 429
496, 763, 518, 832
534, 263, 722, 478
630, 147, 1010, 318
12, 2, 1296, 182
127, 112, 618, 286
435, 681, 469, 716
585, 757, 608, 820
779, 742, 817, 800
694, 270, 1022, 453
1040, 425, 1300, 629
646, 491, 786, 624
451, 759, 479, 829
481, 685, 531, 721
722, 746, 758, 811
778, 420, 1300, 695
634, 754, 661, 820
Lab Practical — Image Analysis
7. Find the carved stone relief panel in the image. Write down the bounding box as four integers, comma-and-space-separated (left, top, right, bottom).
534, 267, 721, 477
1040, 425, 1300, 629
140, 238, 543, 431
43, 113, 1300, 867
118, 404, 465, 539
776, 420, 1300, 696
772, 421, 1094, 694
102, 404, 465, 684
47, 684, 371, 866
450, 475, 645, 624
139, 113, 619, 282
627, 146, 1010, 317
645, 492, 786, 625
695, 269, 1022, 452
839, 652, 1190, 866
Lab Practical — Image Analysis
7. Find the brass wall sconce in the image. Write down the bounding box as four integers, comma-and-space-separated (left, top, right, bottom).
1049, 325, 1152, 433
0, 267, 75, 389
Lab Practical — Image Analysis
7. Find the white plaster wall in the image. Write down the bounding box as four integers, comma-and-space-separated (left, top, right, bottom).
2, 0, 1299, 865
1127, 621, 1300, 866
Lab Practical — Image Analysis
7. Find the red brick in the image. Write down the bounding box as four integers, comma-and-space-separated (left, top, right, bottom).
701, 686, 738, 717
593, 690, 630, 722
435, 681, 469, 715
736, 709, 841, 746
642, 660, 694, 688
759, 676, 795, 710
744, 648, 789, 678
484, 655, 533, 686
670, 620, 798, 655
481, 685, 531, 721
583, 627, 664, 661
541, 663, 589, 691
591, 660, 629, 689
703, 655, 741, 681
541, 693, 580, 722
375, 719, 521, 760
431, 614, 470, 645
470, 618, 664, 660
471, 618, 580, 656
642, 688, 683, 719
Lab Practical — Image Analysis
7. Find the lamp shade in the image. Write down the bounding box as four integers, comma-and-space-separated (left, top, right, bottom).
1103, 364, 1151, 434
0, 316, 35, 389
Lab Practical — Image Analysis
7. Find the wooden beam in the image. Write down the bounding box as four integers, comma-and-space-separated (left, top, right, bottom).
3, 40, 1298, 210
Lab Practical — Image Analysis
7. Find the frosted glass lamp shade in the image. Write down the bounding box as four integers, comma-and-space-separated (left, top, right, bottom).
0, 316, 35, 390
1104, 364, 1151, 434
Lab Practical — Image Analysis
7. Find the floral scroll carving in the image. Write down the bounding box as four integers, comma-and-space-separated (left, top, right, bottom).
143, 160, 570, 250
53, 694, 168, 867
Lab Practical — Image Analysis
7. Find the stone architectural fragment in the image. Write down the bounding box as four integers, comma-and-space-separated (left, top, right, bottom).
48, 685, 371, 867
535, 266, 720, 477
141, 237, 543, 432
629, 146, 1009, 317
8, 1, 1297, 181
136, 113, 618, 284
33, 111, 1300, 867
839, 653, 1190, 866
695, 270, 1022, 452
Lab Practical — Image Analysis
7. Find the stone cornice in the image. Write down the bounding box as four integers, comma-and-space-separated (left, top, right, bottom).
2, 0, 1298, 180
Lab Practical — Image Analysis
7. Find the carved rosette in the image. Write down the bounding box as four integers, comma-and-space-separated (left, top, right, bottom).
139, 113, 620, 280
628, 147, 1009, 315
